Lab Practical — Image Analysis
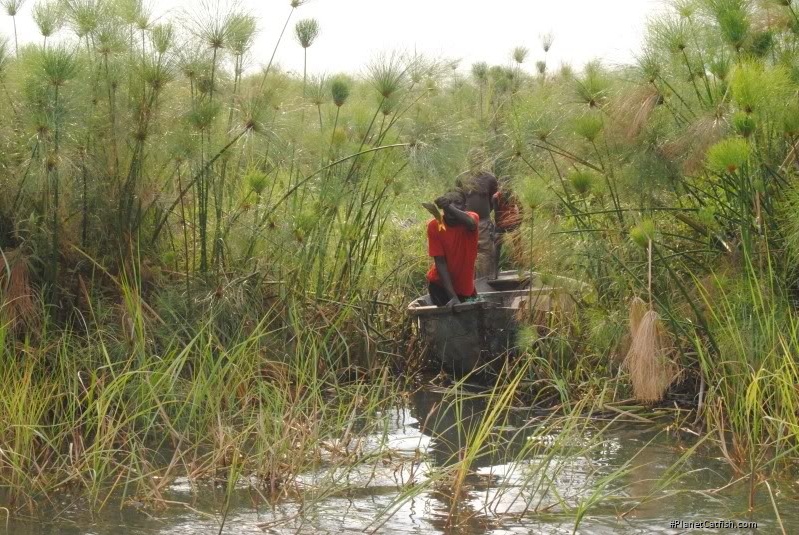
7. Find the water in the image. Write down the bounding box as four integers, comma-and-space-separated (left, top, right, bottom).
3, 387, 797, 534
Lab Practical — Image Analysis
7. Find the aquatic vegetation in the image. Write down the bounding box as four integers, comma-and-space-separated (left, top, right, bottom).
294, 17, 319, 93
31, 0, 62, 47
0, 0, 25, 55
568, 169, 596, 196
511, 45, 528, 65
706, 137, 750, 174
573, 61, 611, 108
0, 0, 798, 531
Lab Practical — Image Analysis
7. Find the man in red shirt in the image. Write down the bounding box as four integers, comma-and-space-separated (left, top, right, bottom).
426, 190, 480, 307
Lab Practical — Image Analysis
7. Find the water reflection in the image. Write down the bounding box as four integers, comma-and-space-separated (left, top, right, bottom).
2, 387, 796, 534
412, 387, 488, 468
406, 386, 535, 532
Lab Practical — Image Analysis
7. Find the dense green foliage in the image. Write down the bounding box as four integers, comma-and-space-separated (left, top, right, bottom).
1, 0, 799, 522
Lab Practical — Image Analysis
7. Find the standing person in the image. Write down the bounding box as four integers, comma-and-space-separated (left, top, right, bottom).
493, 176, 523, 278
456, 148, 498, 280
425, 190, 480, 307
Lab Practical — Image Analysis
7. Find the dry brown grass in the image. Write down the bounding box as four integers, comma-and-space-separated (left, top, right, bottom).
629, 296, 647, 336
660, 112, 728, 174
0, 249, 38, 333
752, 2, 793, 33
609, 84, 661, 142
622, 301, 680, 403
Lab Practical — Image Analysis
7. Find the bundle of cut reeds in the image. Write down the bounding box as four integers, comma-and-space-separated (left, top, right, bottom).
623, 297, 679, 402
622, 238, 680, 402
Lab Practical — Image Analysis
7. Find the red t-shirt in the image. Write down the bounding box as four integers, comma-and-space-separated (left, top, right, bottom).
426, 212, 479, 296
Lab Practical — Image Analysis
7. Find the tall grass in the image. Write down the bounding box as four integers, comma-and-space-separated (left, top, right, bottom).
484, 0, 799, 472
0, 0, 798, 526
0, 287, 408, 509
0, 0, 429, 514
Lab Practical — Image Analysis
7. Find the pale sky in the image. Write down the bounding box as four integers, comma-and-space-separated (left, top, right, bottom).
2, 0, 666, 76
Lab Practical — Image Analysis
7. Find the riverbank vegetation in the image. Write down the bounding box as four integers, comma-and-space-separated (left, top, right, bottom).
1, 0, 798, 531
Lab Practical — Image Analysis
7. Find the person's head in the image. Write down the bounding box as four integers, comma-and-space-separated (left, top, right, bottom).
436, 190, 466, 225
436, 189, 465, 210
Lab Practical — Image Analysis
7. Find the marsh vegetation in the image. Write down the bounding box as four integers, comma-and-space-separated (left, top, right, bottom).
1, 0, 799, 533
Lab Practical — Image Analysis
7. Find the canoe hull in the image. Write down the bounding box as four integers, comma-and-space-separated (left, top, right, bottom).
408, 271, 553, 376
416, 305, 486, 375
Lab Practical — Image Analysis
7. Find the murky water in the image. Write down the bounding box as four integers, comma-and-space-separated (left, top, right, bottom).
3, 387, 798, 534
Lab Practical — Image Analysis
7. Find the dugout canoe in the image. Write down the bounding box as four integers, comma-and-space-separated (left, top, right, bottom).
407, 270, 582, 376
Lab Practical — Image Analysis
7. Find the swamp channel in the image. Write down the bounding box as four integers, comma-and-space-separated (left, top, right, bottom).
3, 385, 796, 535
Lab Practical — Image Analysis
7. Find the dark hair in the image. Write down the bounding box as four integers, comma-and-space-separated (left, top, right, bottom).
437, 189, 466, 208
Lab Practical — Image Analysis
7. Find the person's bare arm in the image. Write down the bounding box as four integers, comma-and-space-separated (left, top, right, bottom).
433, 256, 459, 306
437, 201, 477, 231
